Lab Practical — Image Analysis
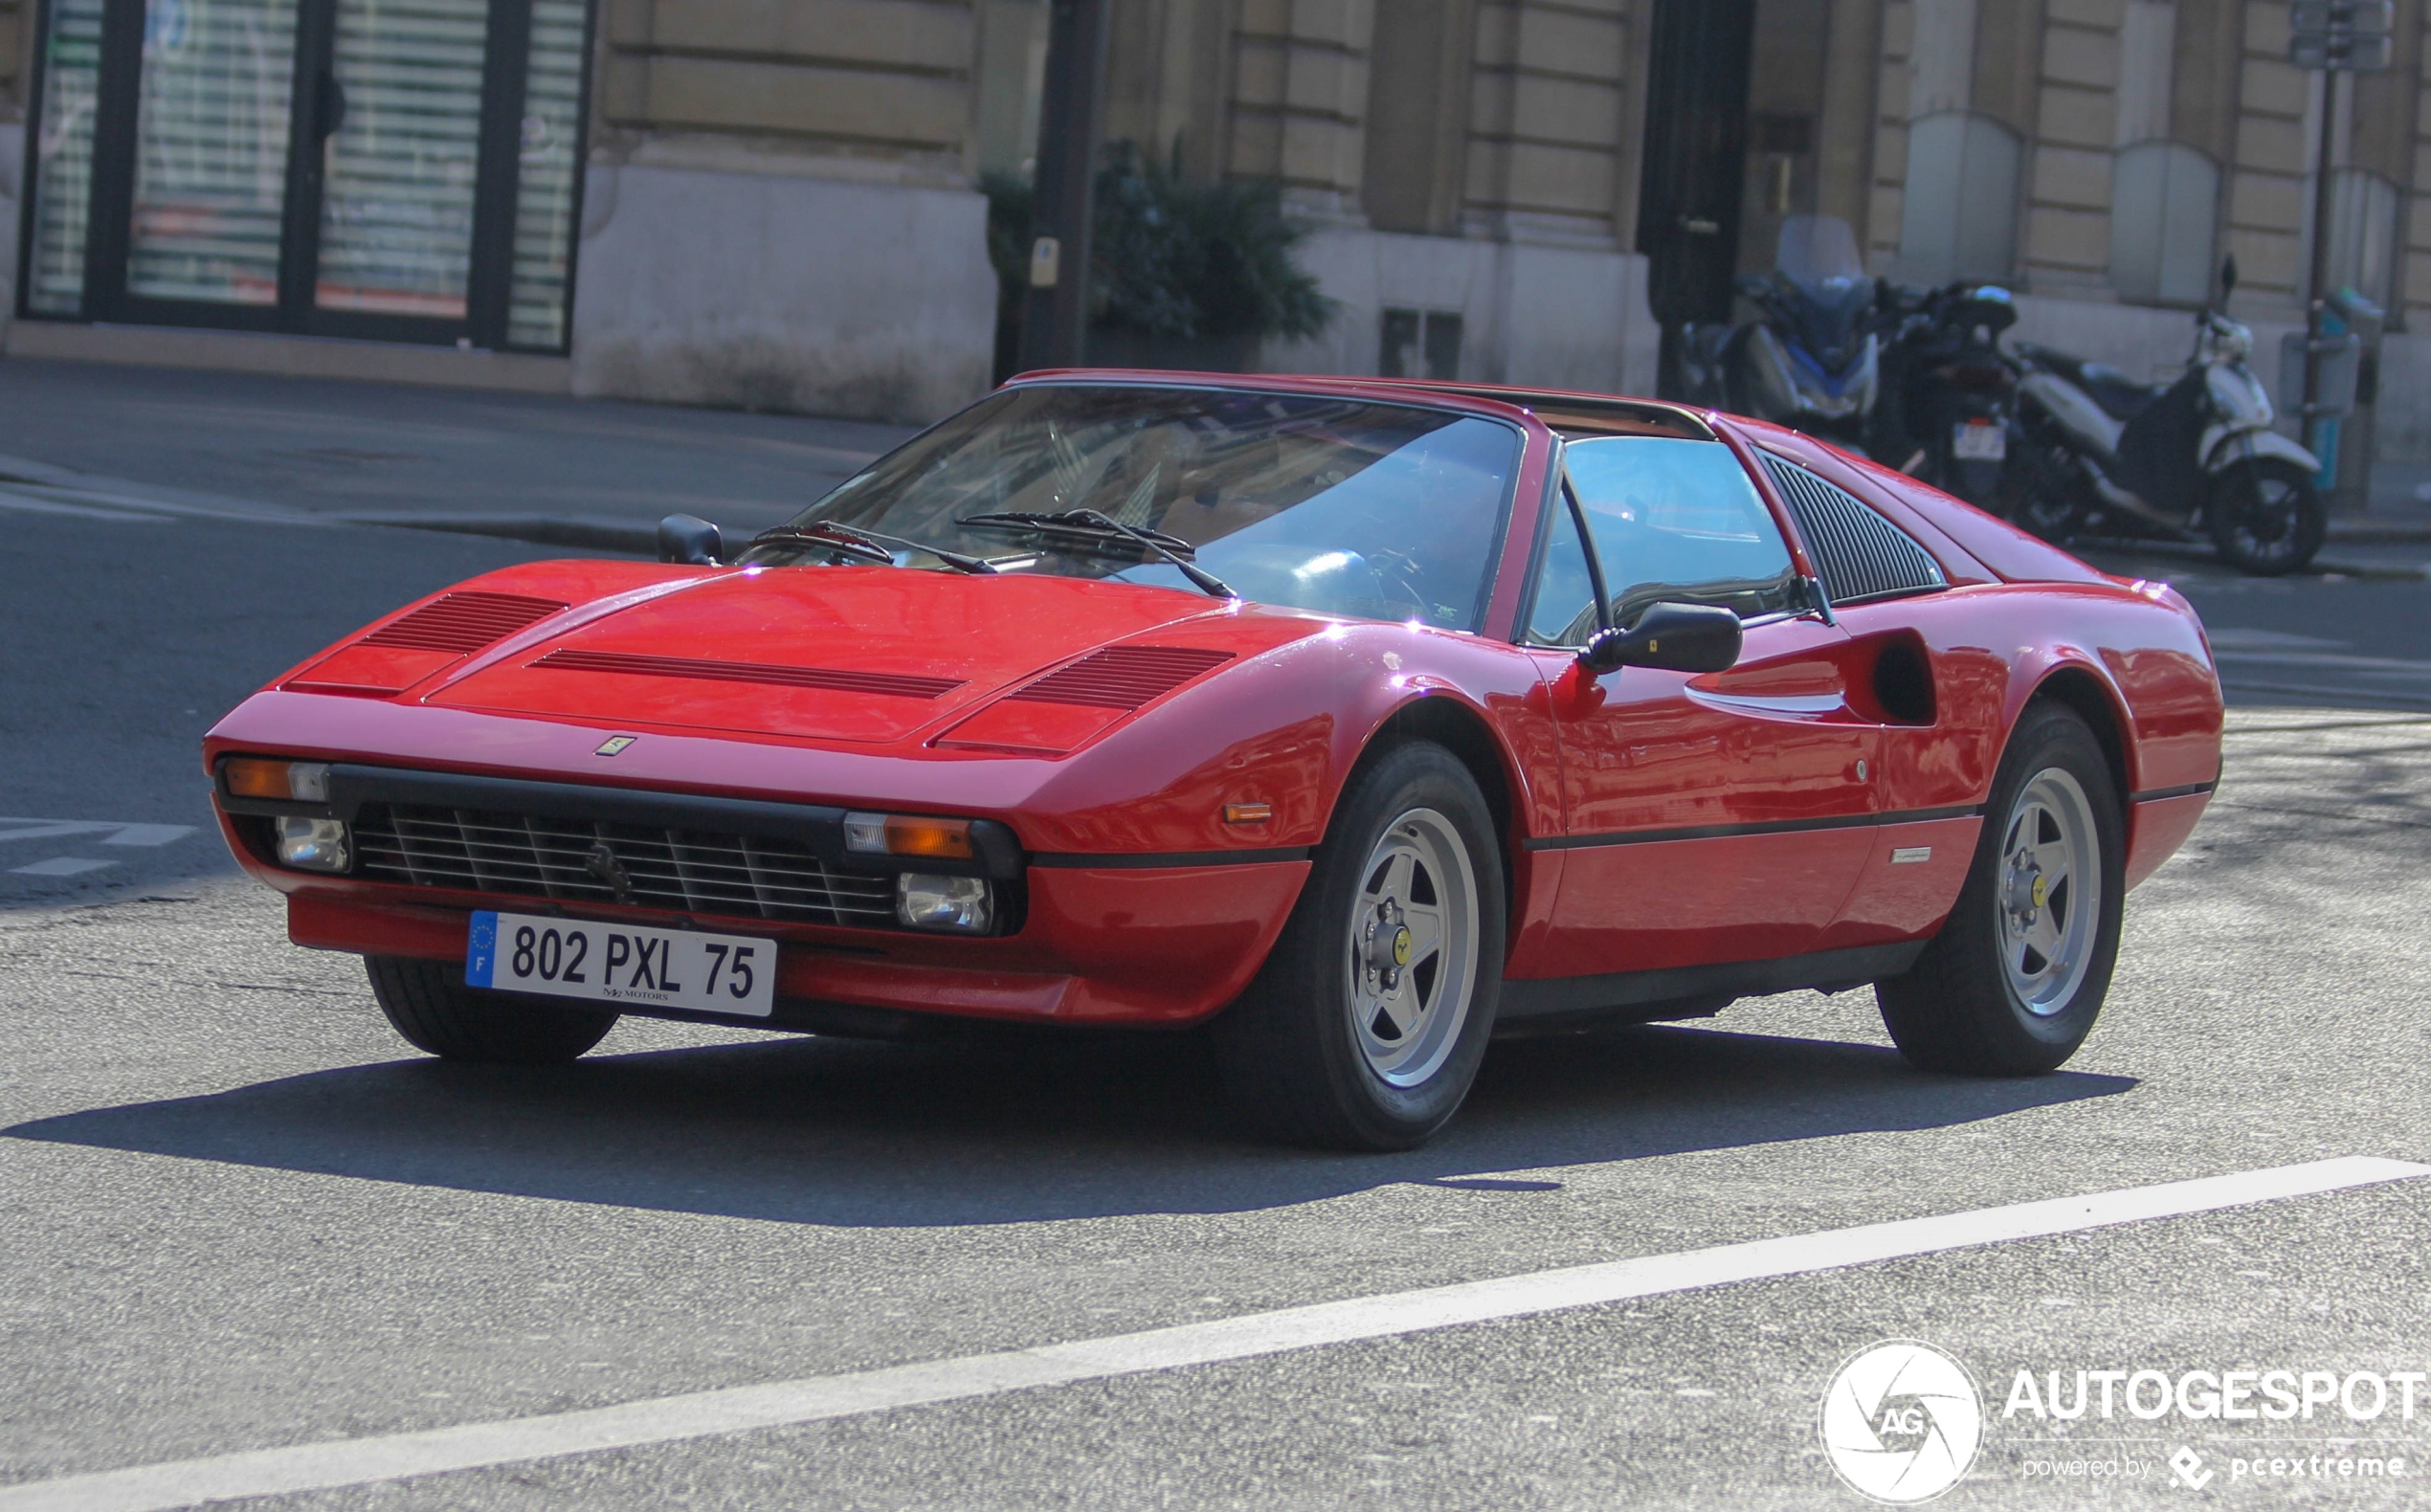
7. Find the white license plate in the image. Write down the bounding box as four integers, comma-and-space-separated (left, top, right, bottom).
1953, 421, 2006, 460
466, 910, 776, 1017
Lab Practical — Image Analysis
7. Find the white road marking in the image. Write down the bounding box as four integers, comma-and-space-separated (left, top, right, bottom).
3, 1156, 2420, 1512
0, 820, 196, 848
9, 857, 116, 878
97, 825, 196, 848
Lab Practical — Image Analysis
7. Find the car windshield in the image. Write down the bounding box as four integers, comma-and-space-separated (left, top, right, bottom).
761, 384, 1523, 631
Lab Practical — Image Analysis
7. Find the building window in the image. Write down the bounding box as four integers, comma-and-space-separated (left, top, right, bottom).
25, 0, 104, 314
17, 0, 595, 352
1381, 308, 1461, 379
2326, 167, 2400, 313
2110, 141, 2219, 307
1896, 112, 2020, 286
1362, 0, 1474, 234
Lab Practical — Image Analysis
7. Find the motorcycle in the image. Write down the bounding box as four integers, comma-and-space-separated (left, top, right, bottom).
1871, 281, 2020, 512
2005, 258, 2326, 575
1680, 214, 1883, 452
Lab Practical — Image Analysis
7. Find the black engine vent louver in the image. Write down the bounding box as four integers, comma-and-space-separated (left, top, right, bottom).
1758, 455, 1949, 607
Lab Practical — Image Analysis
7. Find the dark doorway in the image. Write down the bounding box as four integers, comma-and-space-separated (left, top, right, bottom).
1635, 0, 1755, 397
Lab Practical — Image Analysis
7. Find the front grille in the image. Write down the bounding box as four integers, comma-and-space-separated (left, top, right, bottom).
351, 802, 898, 927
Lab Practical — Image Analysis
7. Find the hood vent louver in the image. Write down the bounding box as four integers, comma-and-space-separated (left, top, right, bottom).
535, 649, 965, 700
1007, 646, 1235, 710
361, 591, 569, 655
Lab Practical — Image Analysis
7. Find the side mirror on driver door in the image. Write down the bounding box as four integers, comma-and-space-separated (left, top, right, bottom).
1577, 602, 1744, 678
658, 513, 724, 566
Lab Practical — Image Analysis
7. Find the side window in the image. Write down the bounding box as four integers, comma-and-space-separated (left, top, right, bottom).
1564, 436, 1801, 624
1524, 493, 1599, 647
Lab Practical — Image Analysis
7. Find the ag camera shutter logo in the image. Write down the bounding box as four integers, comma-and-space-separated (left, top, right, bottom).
1820, 1340, 1984, 1502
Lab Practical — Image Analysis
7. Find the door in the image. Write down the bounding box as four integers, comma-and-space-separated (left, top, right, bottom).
1636, 0, 1755, 397
1522, 434, 1879, 979
24, 0, 591, 348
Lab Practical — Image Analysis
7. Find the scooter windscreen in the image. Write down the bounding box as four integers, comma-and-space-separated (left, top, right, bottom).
1771, 215, 1875, 372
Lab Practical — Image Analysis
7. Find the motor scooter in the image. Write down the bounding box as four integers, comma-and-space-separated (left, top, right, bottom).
2006, 258, 2325, 575
1871, 281, 2019, 511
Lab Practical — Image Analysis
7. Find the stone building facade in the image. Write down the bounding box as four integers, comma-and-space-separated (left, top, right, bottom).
6, 0, 2429, 457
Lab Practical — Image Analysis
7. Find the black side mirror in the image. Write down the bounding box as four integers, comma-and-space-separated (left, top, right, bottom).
1578, 602, 1744, 678
658, 513, 723, 566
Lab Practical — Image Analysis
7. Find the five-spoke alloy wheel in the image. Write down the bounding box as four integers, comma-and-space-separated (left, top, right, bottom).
1218, 742, 1505, 1149
1878, 701, 2126, 1075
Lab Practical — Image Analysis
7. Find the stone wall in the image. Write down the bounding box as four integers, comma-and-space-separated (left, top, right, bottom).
582, 0, 998, 422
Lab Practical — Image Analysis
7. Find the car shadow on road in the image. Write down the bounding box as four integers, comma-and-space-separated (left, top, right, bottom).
4, 1017, 2134, 1227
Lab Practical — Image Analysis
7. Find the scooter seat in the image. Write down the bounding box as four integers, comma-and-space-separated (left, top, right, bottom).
2016, 344, 2163, 421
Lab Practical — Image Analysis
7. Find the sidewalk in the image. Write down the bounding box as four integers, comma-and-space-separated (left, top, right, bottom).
0, 356, 912, 547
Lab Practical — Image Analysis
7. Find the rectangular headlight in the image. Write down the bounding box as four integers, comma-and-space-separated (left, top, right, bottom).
274, 816, 350, 873
897, 873, 992, 933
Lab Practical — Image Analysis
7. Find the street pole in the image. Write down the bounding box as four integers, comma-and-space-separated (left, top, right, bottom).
1016, 0, 1110, 373
2302, 67, 2341, 459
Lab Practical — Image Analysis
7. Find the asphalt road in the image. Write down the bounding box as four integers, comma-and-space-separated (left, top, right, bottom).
3, 369, 2429, 1509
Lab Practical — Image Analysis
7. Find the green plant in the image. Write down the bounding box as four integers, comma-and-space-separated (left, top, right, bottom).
981, 145, 1335, 361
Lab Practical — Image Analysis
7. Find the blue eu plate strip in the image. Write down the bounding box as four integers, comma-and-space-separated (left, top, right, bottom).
465, 911, 499, 988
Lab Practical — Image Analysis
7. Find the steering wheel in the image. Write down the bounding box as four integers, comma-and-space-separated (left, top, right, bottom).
1366, 547, 1433, 617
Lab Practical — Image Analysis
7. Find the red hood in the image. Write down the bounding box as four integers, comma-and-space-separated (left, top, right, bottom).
419, 567, 1226, 744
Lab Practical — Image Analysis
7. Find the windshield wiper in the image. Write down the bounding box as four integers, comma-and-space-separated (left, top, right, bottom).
956, 509, 1236, 599
748, 522, 997, 575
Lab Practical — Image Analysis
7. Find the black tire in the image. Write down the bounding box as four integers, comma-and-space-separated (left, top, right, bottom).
1216, 743, 1506, 1150
1876, 702, 2125, 1075
366, 956, 618, 1064
2209, 456, 2327, 576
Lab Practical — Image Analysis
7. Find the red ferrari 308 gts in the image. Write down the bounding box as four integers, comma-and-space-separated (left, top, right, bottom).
205, 374, 2222, 1148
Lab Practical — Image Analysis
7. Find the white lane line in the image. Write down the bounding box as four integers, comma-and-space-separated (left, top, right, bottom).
8, 857, 116, 878
4, 1156, 2420, 1512
0, 821, 196, 848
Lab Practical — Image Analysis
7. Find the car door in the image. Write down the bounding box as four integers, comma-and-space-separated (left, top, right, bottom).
1523, 434, 1881, 979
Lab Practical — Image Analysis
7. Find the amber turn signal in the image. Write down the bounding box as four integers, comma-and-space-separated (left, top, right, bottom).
224, 758, 330, 802
1222, 803, 1273, 825
223, 759, 291, 799
842, 812, 974, 859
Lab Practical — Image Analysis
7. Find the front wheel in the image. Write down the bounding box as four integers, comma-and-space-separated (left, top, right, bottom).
1876, 702, 2125, 1075
2209, 456, 2326, 576
1216, 743, 1505, 1150
367, 956, 618, 1064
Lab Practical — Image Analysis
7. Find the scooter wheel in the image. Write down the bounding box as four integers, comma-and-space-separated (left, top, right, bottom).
2210, 457, 2326, 576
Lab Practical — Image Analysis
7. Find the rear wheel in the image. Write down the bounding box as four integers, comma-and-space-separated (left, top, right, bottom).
2209, 456, 2326, 576
1876, 703, 2124, 1075
1216, 743, 1505, 1150
367, 956, 618, 1064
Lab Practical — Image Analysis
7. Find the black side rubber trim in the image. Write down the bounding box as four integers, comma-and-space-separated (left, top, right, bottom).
1028, 847, 1313, 869
1523, 804, 1984, 852
2130, 780, 2218, 804
1499, 941, 1929, 1020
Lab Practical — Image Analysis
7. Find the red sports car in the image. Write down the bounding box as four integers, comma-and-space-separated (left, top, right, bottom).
205, 374, 2222, 1149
